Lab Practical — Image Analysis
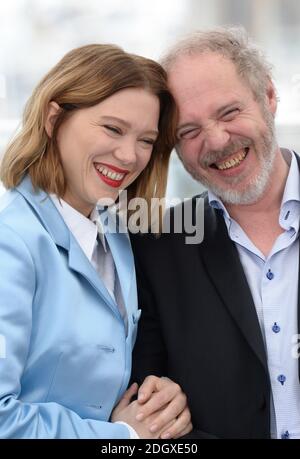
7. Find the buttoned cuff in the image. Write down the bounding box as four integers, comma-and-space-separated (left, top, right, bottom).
114, 421, 140, 439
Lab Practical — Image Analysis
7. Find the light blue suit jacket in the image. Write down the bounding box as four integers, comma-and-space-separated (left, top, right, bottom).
0, 175, 141, 438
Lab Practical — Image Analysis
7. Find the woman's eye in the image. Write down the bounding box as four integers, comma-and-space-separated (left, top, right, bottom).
140, 138, 156, 146
104, 125, 121, 135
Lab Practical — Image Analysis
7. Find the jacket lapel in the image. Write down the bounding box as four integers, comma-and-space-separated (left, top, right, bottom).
16, 176, 119, 317
200, 201, 268, 374
67, 236, 118, 312
100, 211, 137, 317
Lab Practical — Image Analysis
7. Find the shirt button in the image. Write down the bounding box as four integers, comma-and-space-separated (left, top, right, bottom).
281, 430, 290, 439
277, 374, 286, 385
266, 269, 274, 280
272, 322, 281, 333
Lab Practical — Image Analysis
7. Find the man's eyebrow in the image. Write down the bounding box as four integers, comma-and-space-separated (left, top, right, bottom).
176, 101, 242, 132
176, 122, 200, 133
215, 102, 241, 117
100, 116, 159, 136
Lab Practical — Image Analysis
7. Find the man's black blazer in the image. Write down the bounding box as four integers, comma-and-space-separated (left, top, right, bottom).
130, 156, 300, 438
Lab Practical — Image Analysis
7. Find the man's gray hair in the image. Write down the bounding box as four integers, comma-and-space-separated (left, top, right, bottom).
161, 26, 274, 102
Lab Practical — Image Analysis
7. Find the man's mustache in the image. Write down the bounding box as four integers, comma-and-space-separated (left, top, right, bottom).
201, 139, 252, 168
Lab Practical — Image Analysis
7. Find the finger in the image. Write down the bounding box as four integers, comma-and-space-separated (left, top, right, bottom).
137, 375, 160, 404
139, 379, 182, 414
117, 383, 139, 410
172, 422, 193, 439
142, 392, 187, 430
159, 408, 192, 439
136, 387, 175, 421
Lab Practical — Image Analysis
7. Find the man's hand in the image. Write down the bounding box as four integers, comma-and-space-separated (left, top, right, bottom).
111, 383, 174, 439
135, 376, 192, 439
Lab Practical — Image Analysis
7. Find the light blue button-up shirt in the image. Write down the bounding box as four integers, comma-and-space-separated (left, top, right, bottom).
208, 149, 300, 439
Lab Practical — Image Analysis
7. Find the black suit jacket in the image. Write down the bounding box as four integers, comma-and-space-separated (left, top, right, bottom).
130, 155, 300, 439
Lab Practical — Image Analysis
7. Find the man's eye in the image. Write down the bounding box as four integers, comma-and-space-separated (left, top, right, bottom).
222, 109, 239, 121
104, 125, 121, 134
178, 128, 200, 140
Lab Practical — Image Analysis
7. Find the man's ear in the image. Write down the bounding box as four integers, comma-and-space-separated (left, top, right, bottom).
45, 101, 62, 138
266, 78, 277, 115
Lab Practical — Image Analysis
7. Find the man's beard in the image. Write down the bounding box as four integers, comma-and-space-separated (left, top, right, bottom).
178, 108, 277, 205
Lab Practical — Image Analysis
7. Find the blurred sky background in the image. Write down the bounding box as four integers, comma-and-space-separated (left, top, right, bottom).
1, 0, 300, 198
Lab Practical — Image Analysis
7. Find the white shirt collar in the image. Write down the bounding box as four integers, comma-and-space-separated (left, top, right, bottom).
50, 195, 107, 261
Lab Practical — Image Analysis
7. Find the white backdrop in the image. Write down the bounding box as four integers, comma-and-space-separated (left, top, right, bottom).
1, 0, 300, 199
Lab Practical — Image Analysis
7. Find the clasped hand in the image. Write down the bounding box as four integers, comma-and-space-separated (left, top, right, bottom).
111, 376, 192, 439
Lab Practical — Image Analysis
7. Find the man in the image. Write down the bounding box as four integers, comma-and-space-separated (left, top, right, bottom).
130, 27, 300, 439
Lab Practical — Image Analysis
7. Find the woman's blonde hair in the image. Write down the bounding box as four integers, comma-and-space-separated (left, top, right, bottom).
0, 44, 177, 209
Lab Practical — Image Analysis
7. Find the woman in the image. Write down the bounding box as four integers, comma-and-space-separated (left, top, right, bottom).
0, 44, 191, 438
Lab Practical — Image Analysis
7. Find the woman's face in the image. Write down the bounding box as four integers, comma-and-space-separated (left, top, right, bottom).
49, 88, 160, 216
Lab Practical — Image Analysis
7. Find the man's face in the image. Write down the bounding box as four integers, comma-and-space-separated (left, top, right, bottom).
168, 52, 279, 205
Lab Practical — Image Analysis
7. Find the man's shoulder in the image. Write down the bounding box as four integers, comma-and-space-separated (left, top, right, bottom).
130, 191, 223, 251
167, 191, 220, 230
170, 190, 214, 213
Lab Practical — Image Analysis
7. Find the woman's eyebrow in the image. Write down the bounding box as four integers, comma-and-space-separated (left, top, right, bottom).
100, 115, 159, 136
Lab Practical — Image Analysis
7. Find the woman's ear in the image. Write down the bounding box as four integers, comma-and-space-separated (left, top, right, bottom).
45, 101, 62, 138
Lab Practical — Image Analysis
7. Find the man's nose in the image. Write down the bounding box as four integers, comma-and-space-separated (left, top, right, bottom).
202, 124, 230, 152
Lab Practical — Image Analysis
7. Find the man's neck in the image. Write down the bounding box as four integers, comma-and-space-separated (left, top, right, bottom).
224, 148, 290, 257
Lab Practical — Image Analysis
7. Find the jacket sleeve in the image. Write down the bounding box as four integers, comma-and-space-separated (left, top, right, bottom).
0, 223, 129, 439
131, 236, 219, 440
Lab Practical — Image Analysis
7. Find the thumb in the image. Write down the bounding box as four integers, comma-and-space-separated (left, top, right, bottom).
116, 382, 139, 411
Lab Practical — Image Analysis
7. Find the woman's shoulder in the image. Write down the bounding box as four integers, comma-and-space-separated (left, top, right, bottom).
0, 189, 27, 221
0, 189, 48, 242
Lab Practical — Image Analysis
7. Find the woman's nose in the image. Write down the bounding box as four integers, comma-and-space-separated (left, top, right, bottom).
113, 140, 137, 166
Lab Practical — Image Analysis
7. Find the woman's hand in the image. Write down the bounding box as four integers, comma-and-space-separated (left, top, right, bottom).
111, 383, 174, 438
